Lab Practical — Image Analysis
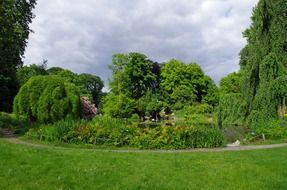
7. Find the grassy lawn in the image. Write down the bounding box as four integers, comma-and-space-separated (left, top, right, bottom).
0, 139, 287, 190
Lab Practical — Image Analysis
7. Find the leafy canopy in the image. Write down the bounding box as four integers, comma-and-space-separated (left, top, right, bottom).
0, 0, 37, 112
13, 75, 82, 123
160, 59, 218, 109
219, 0, 287, 126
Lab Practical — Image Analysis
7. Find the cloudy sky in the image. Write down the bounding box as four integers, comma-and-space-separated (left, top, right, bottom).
24, 0, 259, 86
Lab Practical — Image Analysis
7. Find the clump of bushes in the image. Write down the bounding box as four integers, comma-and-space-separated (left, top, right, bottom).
185, 104, 213, 114
248, 119, 287, 140
0, 112, 30, 134
0, 112, 29, 128
13, 76, 82, 123
176, 104, 215, 125
26, 116, 226, 149
131, 125, 225, 149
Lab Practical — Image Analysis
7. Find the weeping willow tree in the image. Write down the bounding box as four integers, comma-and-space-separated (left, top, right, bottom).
219, 0, 287, 126
13, 76, 82, 123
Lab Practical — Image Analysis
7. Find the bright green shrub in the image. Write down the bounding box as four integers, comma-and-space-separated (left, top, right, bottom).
102, 93, 136, 118
13, 76, 82, 123
175, 104, 214, 125
185, 104, 213, 114
184, 114, 211, 125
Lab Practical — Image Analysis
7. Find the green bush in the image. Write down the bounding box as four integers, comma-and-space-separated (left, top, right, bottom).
175, 104, 215, 125
26, 116, 226, 149
185, 104, 213, 114
13, 76, 82, 123
184, 114, 212, 125
0, 112, 30, 134
131, 126, 225, 149
26, 119, 82, 142
102, 93, 136, 118
251, 120, 287, 140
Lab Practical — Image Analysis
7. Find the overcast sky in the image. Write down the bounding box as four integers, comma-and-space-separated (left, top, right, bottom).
24, 0, 259, 86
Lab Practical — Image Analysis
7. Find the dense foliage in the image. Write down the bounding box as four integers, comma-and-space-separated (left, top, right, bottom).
219, 0, 287, 127
161, 59, 218, 109
17, 62, 48, 86
0, 0, 37, 112
102, 53, 160, 118
0, 112, 29, 136
13, 76, 82, 123
26, 117, 226, 149
16, 65, 104, 106
103, 53, 218, 119
219, 72, 242, 95
2, 0, 286, 148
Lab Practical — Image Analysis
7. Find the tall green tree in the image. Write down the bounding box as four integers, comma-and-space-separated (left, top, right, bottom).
160, 59, 218, 110
13, 75, 81, 123
17, 62, 47, 86
103, 53, 160, 118
17, 64, 104, 106
242, 0, 287, 123
0, 0, 37, 112
109, 53, 160, 99
219, 0, 287, 126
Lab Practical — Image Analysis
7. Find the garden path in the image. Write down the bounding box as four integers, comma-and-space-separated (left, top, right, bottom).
2, 137, 287, 153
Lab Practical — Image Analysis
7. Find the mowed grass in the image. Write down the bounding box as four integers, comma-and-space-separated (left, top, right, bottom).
0, 139, 287, 190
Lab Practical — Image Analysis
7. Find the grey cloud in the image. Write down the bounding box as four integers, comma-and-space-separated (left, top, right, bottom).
24, 0, 259, 85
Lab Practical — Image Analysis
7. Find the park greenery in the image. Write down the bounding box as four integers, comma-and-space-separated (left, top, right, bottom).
0, 0, 287, 150
0, 0, 37, 112
25, 117, 225, 149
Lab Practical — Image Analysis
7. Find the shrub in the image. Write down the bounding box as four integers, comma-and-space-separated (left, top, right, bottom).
27, 116, 226, 149
176, 104, 215, 125
184, 114, 212, 125
251, 120, 287, 140
0, 112, 30, 134
102, 93, 136, 118
185, 104, 213, 114
13, 76, 82, 123
26, 119, 83, 142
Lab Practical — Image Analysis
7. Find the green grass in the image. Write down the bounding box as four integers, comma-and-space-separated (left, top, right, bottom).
0, 139, 287, 190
